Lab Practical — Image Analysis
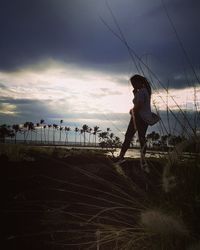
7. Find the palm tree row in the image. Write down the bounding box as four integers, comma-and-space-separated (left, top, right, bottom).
1, 121, 185, 149
0, 120, 105, 147
146, 131, 185, 148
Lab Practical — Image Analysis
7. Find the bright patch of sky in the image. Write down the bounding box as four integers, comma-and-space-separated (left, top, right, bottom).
0, 60, 199, 121
152, 87, 200, 112
0, 60, 131, 116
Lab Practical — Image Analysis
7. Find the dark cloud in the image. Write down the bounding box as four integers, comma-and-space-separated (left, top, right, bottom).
0, 97, 60, 124
0, 0, 199, 89
0, 97, 40, 105
0, 96, 127, 137
0, 0, 124, 70
152, 109, 200, 137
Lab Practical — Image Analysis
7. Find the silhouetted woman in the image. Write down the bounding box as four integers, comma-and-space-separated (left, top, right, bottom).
117, 74, 159, 172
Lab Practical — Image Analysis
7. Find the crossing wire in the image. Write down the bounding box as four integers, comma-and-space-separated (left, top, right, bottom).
100, 1, 197, 137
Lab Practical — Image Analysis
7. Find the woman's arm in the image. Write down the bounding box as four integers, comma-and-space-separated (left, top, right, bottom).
129, 100, 142, 115
133, 100, 142, 113
133, 89, 144, 113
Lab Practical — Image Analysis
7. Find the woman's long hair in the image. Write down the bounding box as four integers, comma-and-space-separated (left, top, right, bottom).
130, 74, 152, 97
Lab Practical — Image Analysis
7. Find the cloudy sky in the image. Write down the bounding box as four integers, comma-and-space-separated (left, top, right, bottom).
0, 0, 199, 138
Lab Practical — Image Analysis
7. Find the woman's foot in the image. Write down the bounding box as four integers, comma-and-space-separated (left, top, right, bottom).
140, 159, 150, 173
113, 156, 126, 165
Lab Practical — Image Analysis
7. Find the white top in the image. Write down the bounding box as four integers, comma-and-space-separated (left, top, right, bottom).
133, 88, 159, 125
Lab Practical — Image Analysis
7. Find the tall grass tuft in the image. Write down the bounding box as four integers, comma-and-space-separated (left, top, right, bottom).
187, 242, 200, 250
162, 136, 200, 193
0, 143, 32, 161
140, 209, 189, 237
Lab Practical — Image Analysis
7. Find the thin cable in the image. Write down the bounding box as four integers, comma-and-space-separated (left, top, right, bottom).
100, 13, 197, 136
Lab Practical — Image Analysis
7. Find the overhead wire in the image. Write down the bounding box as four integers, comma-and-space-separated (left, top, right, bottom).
100, 1, 197, 137
161, 0, 199, 135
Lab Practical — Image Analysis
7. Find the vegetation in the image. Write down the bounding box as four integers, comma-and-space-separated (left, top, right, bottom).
0, 119, 189, 155
0, 124, 14, 143
99, 128, 121, 156
0, 120, 104, 146
1, 137, 200, 249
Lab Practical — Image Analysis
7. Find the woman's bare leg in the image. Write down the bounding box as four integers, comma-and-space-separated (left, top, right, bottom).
119, 117, 136, 159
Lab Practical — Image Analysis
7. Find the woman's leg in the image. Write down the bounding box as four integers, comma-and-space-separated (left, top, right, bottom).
135, 114, 148, 162
119, 117, 137, 158
136, 115, 148, 151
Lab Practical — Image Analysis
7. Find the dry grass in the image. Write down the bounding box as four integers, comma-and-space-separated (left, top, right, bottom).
140, 209, 189, 237
1, 142, 200, 249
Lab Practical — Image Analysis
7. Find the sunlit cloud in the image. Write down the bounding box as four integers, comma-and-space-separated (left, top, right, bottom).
152, 86, 200, 111
0, 103, 17, 115
0, 60, 131, 115
1, 60, 199, 116
0, 59, 199, 138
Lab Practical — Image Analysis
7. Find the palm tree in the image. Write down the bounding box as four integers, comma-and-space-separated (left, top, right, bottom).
12, 124, 20, 144
0, 124, 14, 143
98, 131, 109, 148
35, 123, 40, 144
161, 134, 169, 147
98, 130, 121, 153
99, 131, 109, 140
147, 131, 160, 142
40, 119, 45, 143
82, 124, 89, 146
43, 125, 47, 144
64, 126, 70, 145
74, 127, 79, 146
47, 124, 52, 144
147, 131, 160, 148
107, 128, 111, 135
59, 127, 63, 144
59, 120, 63, 143
23, 122, 29, 142
23, 122, 34, 143
29, 122, 35, 143
88, 127, 93, 146
114, 136, 121, 145
93, 126, 101, 147
80, 129, 84, 146
53, 124, 58, 144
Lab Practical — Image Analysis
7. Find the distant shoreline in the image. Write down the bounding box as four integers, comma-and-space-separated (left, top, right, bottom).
2, 139, 171, 152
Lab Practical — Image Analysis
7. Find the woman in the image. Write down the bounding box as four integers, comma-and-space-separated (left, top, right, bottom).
116, 74, 160, 172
